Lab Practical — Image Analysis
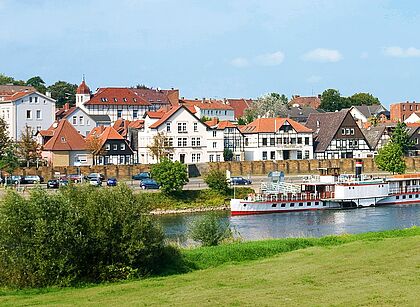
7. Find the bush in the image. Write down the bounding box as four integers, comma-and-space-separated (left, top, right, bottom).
204, 169, 229, 195
151, 158, 189, 195
0, 184, 166, 288
189, 213, 232, 247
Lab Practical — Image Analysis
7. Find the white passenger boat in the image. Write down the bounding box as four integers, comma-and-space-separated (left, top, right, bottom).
230, 163, 420, 215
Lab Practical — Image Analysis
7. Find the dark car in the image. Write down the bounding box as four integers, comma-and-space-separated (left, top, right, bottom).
132, 172, 151, 180
107, 177, 118, 187
140, 178, 160, 189
4, 175, 23, 184
47, 179, 60, 189
23, 175, 44, 184
230, 176, 252, 185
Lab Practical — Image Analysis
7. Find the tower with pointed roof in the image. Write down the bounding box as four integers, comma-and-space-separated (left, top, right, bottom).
76, 77, 91, 109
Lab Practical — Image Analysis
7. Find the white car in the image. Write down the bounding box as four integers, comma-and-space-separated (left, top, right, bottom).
89, 178, 102, 187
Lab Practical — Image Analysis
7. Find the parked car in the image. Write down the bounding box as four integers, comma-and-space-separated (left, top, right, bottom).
89, 178, 102, 187
60, 179, 70, 186
68, 174, 84, 182
4, 175, 23, 184
229, 176, 252, 185
23, 175, 44, 184
86, 173, 105, 181
107, 177, 118, 187
47, 179, 60, 189
139, 178, 160, 189
132, 172, 151, 180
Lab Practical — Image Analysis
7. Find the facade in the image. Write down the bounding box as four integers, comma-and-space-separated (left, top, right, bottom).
390, 101, 420, 122
179, 99, 235, 121
306, 109, 372, 159
240, 117, 313, 161
350, 105, 388, 127
41, 120, 91, 167
63, 107, 111, 136
0, 90, 56, 140
87, 126, 134, 165
404, 112, 420, 124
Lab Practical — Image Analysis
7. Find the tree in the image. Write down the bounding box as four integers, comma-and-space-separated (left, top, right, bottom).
390, 122, 414, 154
148, 132, 174, 162
320, 89, 350, 112
47, 81, 77, 108
0, 73, 25, 85
0, 144, 19, 181
368, 115, 379, 127
247, 93, 288, 119
374, 142, 406, 174
223, 148, 233, 161
0, 117, 11, 159
188, 212, 232, 246
150, 158, 189, 194
204, 169, 229, 194
237, 117, 246, 125
17, 125, 41, 167
200, 116, 212, 123
349, 92, 380, 106
86, 134, 106, 165
26, 76, 47, 94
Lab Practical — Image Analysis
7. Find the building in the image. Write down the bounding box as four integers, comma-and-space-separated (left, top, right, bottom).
361, 125, 391, 155
240, 117, 313, 161
404, 112, 420, 124
0, 90, 56, 140
289, 95, 321, 109
390, 101, 420, 122
113, 118, 144, 163
40, 120, 91, 167
350, 105, 388, 127
286, 106, 322, 124
63, 106, 111, 136
0, 85, 36, 96
224, 98, 254, 120
306, 109, 372, 159
130, 88, 179, 111
87, 126, 134, 165
179, 98, 235, 121
138, 105, 228, 164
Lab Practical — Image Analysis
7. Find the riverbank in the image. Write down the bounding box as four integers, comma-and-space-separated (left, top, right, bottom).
1, 227, 419, 305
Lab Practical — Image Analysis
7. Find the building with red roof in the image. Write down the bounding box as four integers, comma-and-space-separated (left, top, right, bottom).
179, 98, 235, 121
225, 98, 254, 120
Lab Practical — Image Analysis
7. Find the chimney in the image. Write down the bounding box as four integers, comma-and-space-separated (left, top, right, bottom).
202, 97, 206, 103
46, 91, 52, 98
318, 94, 322, 99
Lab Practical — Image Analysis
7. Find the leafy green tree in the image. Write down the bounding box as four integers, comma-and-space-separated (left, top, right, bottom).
320, 89, 350, 111
237, 117, 246, 125
148, 132, 174, 162
0, 73, 25, 85
374, 142, 406, 174
223, 148, 233, 161
200, 116, 212, 123
188, 212, 232, 246
151, 158, 189, 194
0, 117, 11, 159
17, 125, 41, 167
350, 92, 380, 106
247, 92, 288, 118
204, 169, 229, 194
26, 76, 47, 93
47, 81, 77, 108
0, 144, 19, 181
368, 115, 379, 127
390, 122, 414, 154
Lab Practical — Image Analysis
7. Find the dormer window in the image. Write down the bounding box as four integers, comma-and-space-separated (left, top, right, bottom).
316, 120, 320, 128
133, 98, 137, 102
61, 137, 66, 143
113, 98, 118, 102
123, 98, 127, 102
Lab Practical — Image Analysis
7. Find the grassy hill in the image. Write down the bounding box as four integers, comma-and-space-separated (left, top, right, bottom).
1, 229, 420, 306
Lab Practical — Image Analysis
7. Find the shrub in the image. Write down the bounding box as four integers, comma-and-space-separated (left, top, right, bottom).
151, 158, 189, 195
0, 184, 166, 288
189, 213, 232, 247
204, 169, 230, 195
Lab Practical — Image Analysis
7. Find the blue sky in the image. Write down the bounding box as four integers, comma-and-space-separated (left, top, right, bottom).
1, 0, 420, 107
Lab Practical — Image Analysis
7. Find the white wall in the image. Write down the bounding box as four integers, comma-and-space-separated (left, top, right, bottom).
66, 108, 97, 136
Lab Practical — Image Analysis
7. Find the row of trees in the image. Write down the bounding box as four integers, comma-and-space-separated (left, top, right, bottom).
0, 73, 77, 107
320, 89, 380, 112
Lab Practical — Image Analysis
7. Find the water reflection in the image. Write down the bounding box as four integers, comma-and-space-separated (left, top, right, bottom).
158, 204, 420, 245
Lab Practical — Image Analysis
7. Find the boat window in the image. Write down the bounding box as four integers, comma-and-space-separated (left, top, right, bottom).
315, 202, 319, 206
290, 203, 295, 207
403, 195, 406, 199
299, 203, 303, 206
281, 203, 286, 207
272, 204, 277, 207
323, 203, 327, 206
416, 194, 419, 198
396, 196, 399, 200
243, 204, 247, 207
409, 195, 412, 198
307, 202, 311, 206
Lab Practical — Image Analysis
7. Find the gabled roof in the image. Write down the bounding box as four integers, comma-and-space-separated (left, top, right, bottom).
289, 96, 321, 109
146, 109, 167, 119
0, 85, 35, 96
361, 126, 387, 149
240, 117, 312, 134
43, 120, 86, 151
287, 106, 321, 123
226, 98, 254, 119
85, 87, 151, 106
89, 114, 111, 122
351, 105, 386, 119
306, 110, 350, 152
113, 119, 144, 137
130, 88, 179, 106
148, 105, 209, 129
0, 90, 36, 102
205, 118, 238, 130
87, 126, 125, 149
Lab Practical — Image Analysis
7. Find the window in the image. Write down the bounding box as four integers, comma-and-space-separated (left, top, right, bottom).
290, 203, 295, 207
245, 138, 249, 146
281, 203, 286, 207
177, 122, 187, 133
291, 138, 296, 144
196, 153, 201, 162
307, 202, 311, 206
72, 116, 77, 125
341, 128, 345, 135
270, 138, 275, 146
120, 144, 125, 150
262, 138, 267, 146
61, 136, 66, 143
213, 131, 217, 137
304, 150, 310, 159
192, 137, 196, 147
26, 110, 32, 119
213, 141, 217, 148
166, 122, 171, 132
209, 154, 214, 162
113, 144, 118, 150
165, 137, 173, 147
168, 153, 174, 161
315, 202, 319, 206
194, 122, 198, 132
133, 110, 138, 118
346, 128, 350, 135
297, 137, 302, 144
196, 138, 201, 146
305, 137, 310, 145
116, 110, 123, 118
216, 155, 221, 162
105, 144, 110, 151
350, 128, 355, 135
270, 151, 275, 160
29, 97, 33, 103
192, 153, 196, 163
35, 97, 38, 103
297, 151, 302, 159
36, 110, 41, 119
262, 151, 267, 160
79, 116, 84, 125
299, 203, 303, 206
36, 126, 41, 131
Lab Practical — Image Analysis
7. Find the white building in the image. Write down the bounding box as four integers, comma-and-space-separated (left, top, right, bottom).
138, 105, 230, 164
404, 112, 420, 123
62, 106, 111, 137
180, 99, 235, 121
0, 90, 56, 140
241, 117, 314, 161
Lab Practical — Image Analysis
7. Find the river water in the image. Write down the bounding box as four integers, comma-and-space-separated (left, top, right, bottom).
157, 204, 420, 245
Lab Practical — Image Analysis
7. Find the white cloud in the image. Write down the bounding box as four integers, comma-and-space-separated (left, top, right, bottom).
256, 51, 285, 66
230, 57, 249, 68
384, 46, 420, 58
303, 48, 343, 62
306, 75, 322, 83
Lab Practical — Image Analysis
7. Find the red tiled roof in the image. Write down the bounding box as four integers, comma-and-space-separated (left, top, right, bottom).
38, 129, 54, 137
204, 118, 219, 127
0, 85, 35, 96
180, 99, 233, 110
76, 80, 90, 94
130, 88, 179, 106
289, 96, 321, 109
113, 119, 144, 137
43, 120, 87, 151
216, 121, 237, 130
226, 98, 254, 119
241, 117, 312, 133
146, 109, 167, 119
85, 88, 151, 106
149, 106, 182, 129
87, 126, 124, 148
1, 90, 36, 102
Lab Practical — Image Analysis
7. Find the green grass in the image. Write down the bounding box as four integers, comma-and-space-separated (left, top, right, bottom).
1, 227, 419, 306
138, 187, 253, 211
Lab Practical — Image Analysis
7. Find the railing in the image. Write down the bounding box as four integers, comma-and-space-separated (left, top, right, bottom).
260, 181, 301, 194
389, 185, 420, 194
249, 193, 319, 202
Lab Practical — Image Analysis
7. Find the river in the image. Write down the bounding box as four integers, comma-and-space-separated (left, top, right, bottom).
157, 204, 420, 245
